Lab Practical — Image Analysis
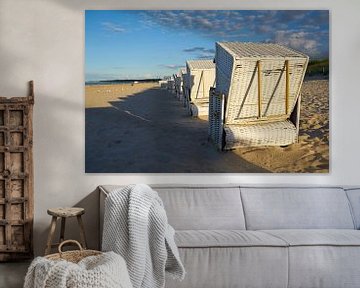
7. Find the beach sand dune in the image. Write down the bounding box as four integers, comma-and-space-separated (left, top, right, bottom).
85, 79, 329, 173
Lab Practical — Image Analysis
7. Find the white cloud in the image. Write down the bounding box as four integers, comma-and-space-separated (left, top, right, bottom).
274, 30, 319, 56
102, 22, 126, 33
160, 64, 185, 70
140, 11, 328, 58
183, 47, 215, 53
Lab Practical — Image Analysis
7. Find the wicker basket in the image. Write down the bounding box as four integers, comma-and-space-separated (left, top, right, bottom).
45, 240, 102, 263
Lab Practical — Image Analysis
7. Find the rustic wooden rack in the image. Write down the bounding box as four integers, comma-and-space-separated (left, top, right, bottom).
0, 81, 34, 261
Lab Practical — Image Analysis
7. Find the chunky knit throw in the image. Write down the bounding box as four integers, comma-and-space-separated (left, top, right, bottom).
102, 184, 185, 288
24, 251, 133, 288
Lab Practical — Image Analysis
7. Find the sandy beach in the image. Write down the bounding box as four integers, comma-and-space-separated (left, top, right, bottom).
85, 79, 329, 173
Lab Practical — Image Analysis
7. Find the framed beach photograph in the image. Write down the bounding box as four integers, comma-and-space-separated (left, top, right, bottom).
85, 10, 329, 173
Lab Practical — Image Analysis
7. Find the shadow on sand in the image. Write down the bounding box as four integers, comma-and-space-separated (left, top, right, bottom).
85, 86, 268, 173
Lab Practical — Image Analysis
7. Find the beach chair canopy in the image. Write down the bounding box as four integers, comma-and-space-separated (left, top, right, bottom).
215, 42, 309, 125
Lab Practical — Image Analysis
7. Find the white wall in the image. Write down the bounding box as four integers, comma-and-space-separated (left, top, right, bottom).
0, 0, 359, 256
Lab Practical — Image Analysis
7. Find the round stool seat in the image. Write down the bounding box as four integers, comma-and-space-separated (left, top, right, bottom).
47, 207, 85, 218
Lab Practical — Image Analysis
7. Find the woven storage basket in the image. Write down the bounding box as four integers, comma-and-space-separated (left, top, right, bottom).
46, 240, 102, 263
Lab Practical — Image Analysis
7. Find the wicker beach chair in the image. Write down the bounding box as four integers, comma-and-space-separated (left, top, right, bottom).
180, 69, 188, 106
159, 80, 168, 89
173, 74, 179, 98
167, 79, 175, 94
174, 68, 186, 101
185, 59, 216, 117
182, 69, 190, 108
209, 42, 309, 149
174, 75, 181, 99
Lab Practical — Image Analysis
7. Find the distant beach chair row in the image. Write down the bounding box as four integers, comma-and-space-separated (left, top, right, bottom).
164, 42, 309, 150
173, 68, 186, 102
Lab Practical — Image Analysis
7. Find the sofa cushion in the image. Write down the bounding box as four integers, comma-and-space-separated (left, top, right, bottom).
241, 187, 355, 230
261, 230, 360, 288
287, 246, 360, 288
100, 185, 246, 230
165, 246, 288, 288
175, 230, 288, 248
262, 229, 360, 246
154, 187, 246, 230
345, 188, 360, 229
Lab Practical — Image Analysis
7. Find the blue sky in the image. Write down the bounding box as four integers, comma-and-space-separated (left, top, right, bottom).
85, 10, 329, 81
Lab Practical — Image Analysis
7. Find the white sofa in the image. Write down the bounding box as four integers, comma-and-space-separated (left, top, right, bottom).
99, 185, 360, 288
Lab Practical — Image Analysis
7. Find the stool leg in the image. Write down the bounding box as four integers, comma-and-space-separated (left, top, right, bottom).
45, 216, 57, 255
77, 215, 87, 249
60, 217, 66, 243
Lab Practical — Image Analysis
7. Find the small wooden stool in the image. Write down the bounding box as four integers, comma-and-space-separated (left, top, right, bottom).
45, 207, 87, 255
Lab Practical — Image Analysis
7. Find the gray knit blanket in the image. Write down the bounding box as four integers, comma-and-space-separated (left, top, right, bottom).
24, 251, 133, 288
102, 184, 185, 288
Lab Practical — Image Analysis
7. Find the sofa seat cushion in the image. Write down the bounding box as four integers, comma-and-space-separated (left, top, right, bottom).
175, 230, 288, 248
260, 230, 360, 288
262, 229, 360, 246
166, 246, 289, 288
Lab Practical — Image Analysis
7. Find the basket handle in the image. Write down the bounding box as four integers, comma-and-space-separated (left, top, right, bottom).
58, 240, 83, 255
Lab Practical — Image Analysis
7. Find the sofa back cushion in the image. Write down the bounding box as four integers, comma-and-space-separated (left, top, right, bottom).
240, 187, 355, 230
345, 188, 360, 229
154, 186, 246, 230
